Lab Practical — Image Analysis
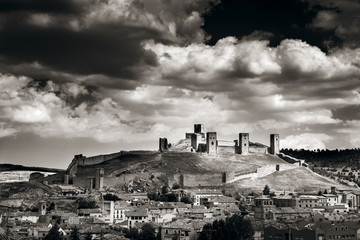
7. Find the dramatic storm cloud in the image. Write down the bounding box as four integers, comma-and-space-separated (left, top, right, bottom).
0, 0, 359, 168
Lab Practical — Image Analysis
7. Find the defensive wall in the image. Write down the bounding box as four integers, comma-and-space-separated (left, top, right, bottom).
73, 173, 141, 189
226, 163, 301, 183
217, 145, 236, 155
249, 146, 268, 154
182, 173, 223, 187
168, 173, 224, 187
67, 151, 125, 177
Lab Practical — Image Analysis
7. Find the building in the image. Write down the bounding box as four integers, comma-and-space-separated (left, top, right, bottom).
125, 208, 149, 229
272, 195, 297, 208
102, 200, 114, 224
191, 189, 224, 206
114, 201, 130, 223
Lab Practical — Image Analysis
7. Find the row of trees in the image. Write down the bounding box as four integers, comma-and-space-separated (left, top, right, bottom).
281, 148, 360, 166
198, 215, 254, 240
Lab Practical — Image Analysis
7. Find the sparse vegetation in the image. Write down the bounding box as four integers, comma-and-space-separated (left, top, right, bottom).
103, 193, 120, 201
77, 198, 98, 209
263, 185, 270, 195
198, 215, 254, 240
44, 224, 62, 240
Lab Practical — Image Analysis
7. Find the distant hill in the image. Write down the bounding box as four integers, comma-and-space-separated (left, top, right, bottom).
0, 163, 65, 173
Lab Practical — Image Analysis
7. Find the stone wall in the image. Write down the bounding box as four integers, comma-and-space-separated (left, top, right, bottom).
73, 173, 146, 190
182, 173, 223, 187
78, 152, 124, 166
73, 176, 94, 189
217, 146, 235, 155
249, 146, 268, 154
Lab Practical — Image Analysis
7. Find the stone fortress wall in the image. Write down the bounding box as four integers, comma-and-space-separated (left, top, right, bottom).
65, 124, 305, 190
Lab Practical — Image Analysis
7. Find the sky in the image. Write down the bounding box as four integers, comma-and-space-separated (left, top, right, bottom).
0, 0, 360, 169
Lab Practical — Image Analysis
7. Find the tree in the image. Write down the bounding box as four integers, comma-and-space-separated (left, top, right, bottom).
84, 232, 93, 240
139, 223, 157, 240
166, 193, 178, 202
103, 193, 120, 201
147, 191, 160, 201
318, 190, 322, 195
199, 215, 254, 240
161, 185, 168, 195
125, 227, 139, 240
47, 202, 56, 212
180, 195, 192, 204
44, 224, 62, 240
172, 183, 181, 189
70, 226, 80, 240
324, 189, 328, 194
77, 198, 98, 209
263, 185, 270, 195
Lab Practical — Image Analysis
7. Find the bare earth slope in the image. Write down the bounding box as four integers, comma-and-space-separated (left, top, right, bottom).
230, 167, 352, 193
75, 150, 288, 177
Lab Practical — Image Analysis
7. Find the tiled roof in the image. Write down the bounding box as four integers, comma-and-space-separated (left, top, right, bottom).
208, 196, 239, 203
125, 208, 147, 217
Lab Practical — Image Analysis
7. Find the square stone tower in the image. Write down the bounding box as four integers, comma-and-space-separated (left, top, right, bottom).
159, 138, 168, 152
270, 134, 280, 155
206, 132, 217, 154
38, 201, 46, 215
95, 168, 104, 190
239, 133, 249, 155
194, 124, 204, 134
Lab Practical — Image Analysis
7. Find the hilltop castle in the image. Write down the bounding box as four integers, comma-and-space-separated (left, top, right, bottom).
160, 124, 280, 155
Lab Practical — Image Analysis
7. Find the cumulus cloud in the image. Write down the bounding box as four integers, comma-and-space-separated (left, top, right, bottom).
281, 133, 333, 150
0, 122, 17, 138
337, 120, 360, 148
1, 0, 360, 155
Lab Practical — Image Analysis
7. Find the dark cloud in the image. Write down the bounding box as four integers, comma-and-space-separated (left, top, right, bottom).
0, 21, 161, 83
332, 105, 360, 121
202, 0, 343, 51
0, 0, 89, 14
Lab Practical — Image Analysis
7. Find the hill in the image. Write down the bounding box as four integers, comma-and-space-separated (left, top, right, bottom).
64, 139, 358, 194
0, 163, 64, 173
75, 149, 287, 177
228, 167, 352, 194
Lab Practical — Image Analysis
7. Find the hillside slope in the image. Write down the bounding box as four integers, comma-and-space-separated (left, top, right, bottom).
69, 139, 355, 193
229, 167, 352, 193
75, 149, 288, 177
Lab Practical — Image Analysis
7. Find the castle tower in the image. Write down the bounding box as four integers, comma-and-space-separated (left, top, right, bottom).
194, 124, 204, 134
159, 138, 168, 152
38, 201, 46, 215
206, 132, 217, 154
239, 133, 249, 155
95, 168, 104, 190
64, 174, 69, 185
191, 134, 198, 150
270, 134, 280, 155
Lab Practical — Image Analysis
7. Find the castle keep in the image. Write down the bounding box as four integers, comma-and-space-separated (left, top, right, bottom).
180, 124, 279, 155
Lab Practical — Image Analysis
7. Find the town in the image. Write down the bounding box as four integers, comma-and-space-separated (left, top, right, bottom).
0, 124, 360, 240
